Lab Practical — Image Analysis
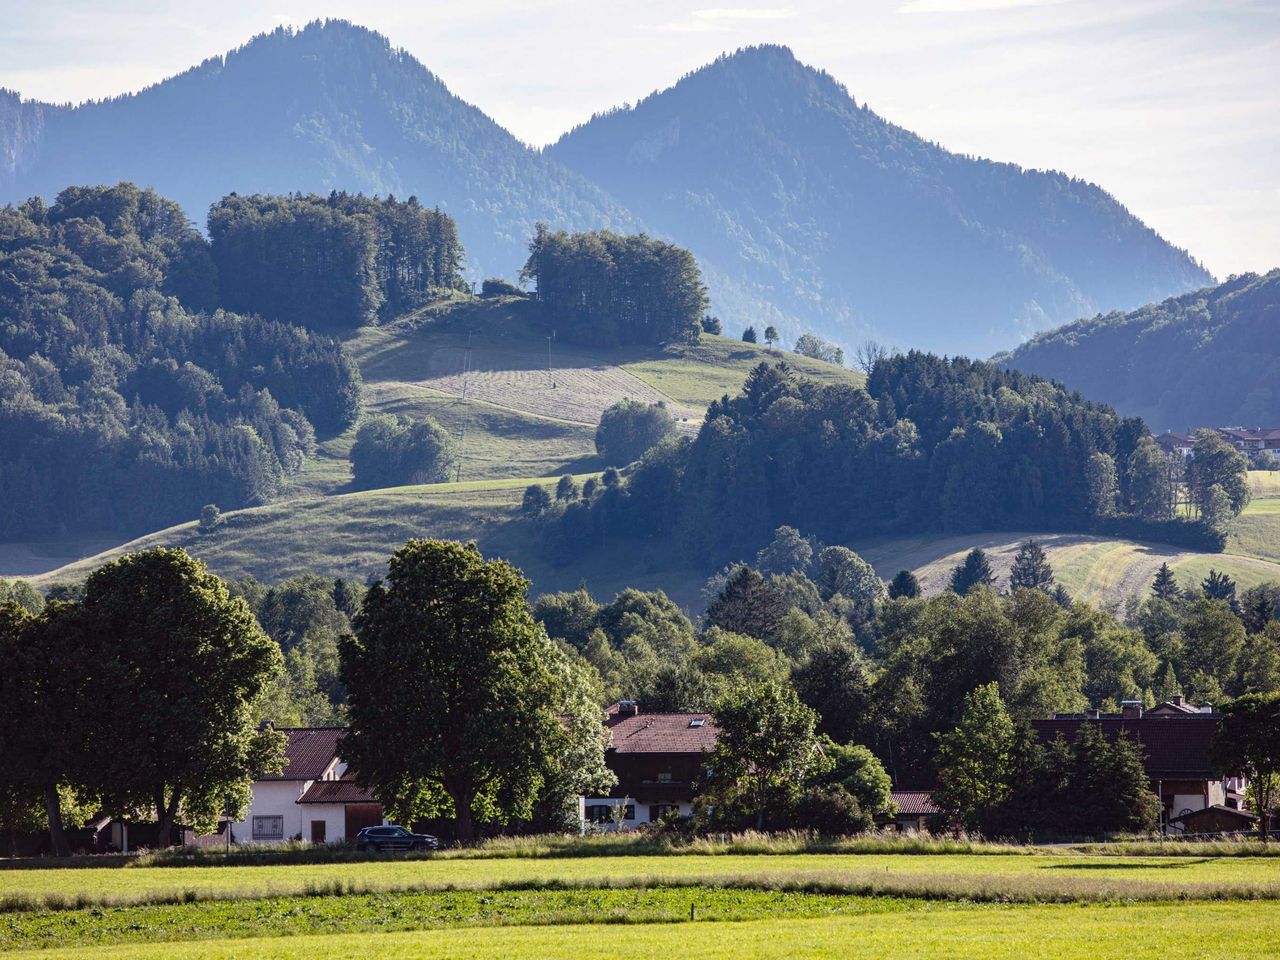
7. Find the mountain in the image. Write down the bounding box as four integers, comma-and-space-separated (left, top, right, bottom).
1, 28, 1212, 356
0, 20, 638, 281
999, 270, 1280, 432
548, 45, 1212, 355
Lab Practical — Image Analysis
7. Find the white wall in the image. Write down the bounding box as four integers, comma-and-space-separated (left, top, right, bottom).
229, 780, 309, 845
298, 804, 348, 843
581, 796, 693, 831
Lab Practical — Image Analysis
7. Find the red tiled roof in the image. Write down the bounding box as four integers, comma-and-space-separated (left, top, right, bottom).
605, 709, 720, 754
891, 790, 940, 816
297, 779, 377, 804
1031, 715, 1220, 780
262, 728, 343, 781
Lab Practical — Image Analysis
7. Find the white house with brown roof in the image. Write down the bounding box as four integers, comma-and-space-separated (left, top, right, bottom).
230, 728, 383, 845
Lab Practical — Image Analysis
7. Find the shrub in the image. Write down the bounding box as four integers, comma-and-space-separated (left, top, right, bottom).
481, 277, 524, 298
595, 400, 676, 466
350, 414, 457, 489
197, 504, 224, 535
522, 484, 553, 518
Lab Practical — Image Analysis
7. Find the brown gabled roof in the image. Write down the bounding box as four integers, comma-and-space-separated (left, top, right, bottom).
1169, 804, 1257, 824
261, 728, 343, 781
891, 790, 940, 816
605, 707, 720, 754
1031, 715, 1220, 780
297, 779, 377, 805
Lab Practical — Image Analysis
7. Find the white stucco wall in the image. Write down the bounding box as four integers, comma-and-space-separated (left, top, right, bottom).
229, 780, 310, 845
580, 797, 693, 830
298, 804, 349, 843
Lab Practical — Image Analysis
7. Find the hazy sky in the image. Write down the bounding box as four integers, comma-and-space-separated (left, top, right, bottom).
1, 0, 1276, 278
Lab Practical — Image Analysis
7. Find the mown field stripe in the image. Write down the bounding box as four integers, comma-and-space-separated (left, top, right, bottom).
9, 900, 1279, 960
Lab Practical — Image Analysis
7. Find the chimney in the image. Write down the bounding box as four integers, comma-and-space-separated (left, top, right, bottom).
1121, 701, 1143, 719
1172, 695, 1185, 707
617, 700, 639, 717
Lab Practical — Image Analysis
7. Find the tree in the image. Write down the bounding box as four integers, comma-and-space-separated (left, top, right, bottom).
949, 549, 995, 596
815, 546, 886, 611
82, 549, 286, 841
340, 540, 570, 840
1009, 540, 1054, 593
1181, 599, 1246, 695
1200, 483, 1234, 535
522, 484, 553, 518
1214, 693, 1280, 839
755, 526, 814, 576
763, 326, 779, 350
1241, 584, 1280, 634
705, 567, 785, 642
555, 474, 578, 502
1127, 437, 1173, 521
1152, 562, 1179, 602
853, 340, 889, 376
742, 326, 758, 344
701, 315, 723, 335
1189, 430, 1250, 516
933, 682, 1016, 830
595, 400, 676, 466
792, 636, 872, 745
1202, 569, 1238, 605
793, 333, 844, 366
888, 569, 921, 600
198, 504, 224, 535
351, 414, 457, 489
704, 680, 823, 830
1085, 452, 1119, 519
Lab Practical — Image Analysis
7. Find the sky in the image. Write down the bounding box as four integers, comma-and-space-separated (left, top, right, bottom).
1, 0, 1276, 278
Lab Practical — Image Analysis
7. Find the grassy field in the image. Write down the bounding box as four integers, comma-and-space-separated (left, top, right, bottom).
1, 848, 1278, 958
5, 850, 1280, 909
9, 903, 1278, 960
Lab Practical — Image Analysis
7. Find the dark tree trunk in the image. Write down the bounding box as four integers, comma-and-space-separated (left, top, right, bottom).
447, 781, 475, 843
155, 787, 180, 849
44, 783, 68, 858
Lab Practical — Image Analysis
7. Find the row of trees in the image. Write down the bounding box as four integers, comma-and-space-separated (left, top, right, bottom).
531, 355, 1245, 569
209, 192, 466, 331
521, 226, 708, 346
0, 184, 362, 538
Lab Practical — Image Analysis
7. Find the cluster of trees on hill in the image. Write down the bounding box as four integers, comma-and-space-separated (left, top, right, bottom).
521, 226, 707, 347
209, 192, 466, 332
0, 184, 361, 538
350, 414, 458, 489
1001, 271, 1280, 430
529, 354, 1239, 569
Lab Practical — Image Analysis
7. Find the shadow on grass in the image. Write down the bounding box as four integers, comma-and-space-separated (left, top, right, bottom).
1042, 858, 1218, 870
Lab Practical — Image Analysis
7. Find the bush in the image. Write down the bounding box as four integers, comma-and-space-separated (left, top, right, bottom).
350, 414, 457, 489
595, 400, 676, 466
701, 315, 723, 335
1094, 514, 1227, 552
481, 277, 524, 298
197, 504, 224, 535
522, 484, 553, 518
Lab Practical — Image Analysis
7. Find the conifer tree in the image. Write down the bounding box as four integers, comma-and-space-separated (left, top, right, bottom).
1009, 540, 1054, 593
1151, 563, 1179, 602
888, 569, 921, 600
949, 549, 995, 596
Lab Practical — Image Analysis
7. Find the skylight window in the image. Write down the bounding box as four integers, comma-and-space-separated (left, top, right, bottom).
689, 718, 705, 728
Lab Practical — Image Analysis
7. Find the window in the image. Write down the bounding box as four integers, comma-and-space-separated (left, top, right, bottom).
649, 804, 681, 823
252, 815, 284, 840
689, 718, 705, 728
585, 803, 635, 823
657, 770, 673, 783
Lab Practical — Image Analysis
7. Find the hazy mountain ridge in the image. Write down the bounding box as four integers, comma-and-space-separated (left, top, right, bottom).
999, 270, 1280, 430
0, 21, 640, 281
548, 45, 1211, 354
1, 24, 1211, 355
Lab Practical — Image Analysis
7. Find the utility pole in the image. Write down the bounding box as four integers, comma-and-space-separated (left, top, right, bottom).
547, 329, 555, 388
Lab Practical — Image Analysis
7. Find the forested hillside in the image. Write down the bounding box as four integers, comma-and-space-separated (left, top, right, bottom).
548, 45, 1211, 354
1000, 271, 1280, 430
0, 184, 361, 538
0, 21, 637, 282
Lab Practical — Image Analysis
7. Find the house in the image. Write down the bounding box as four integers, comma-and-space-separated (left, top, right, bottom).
581, 701, 720, 830
230, 727, 384, 845
1155, 431, 1195, 458
1032, 701, 1244, 831
882, 790, 940, 832
1215, 427, 1280, 454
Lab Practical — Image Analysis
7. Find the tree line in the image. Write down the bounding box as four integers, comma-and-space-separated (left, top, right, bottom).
4, 529, 1280, 850
0, 184, 361, 538
521, 225, 707, 346
209, 192, 466, 332
529, 354, 1243, 570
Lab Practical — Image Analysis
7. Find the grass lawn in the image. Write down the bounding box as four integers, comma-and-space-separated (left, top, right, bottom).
5, 851, 1280, 910
7, 901, 1276, 960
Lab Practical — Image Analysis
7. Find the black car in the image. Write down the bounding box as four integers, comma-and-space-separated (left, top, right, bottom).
354, 825, 438, 852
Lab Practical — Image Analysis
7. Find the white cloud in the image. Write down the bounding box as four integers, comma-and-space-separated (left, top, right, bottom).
899, 0, 1070, 13
693, 7, 795, 21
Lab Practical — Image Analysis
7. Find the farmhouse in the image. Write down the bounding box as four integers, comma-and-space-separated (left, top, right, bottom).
581, 701, 719, 829
1155, 431, 1195, 458
1031, 699, 1245, 831
882, 790, 941, 832
230, 728, 384, 845
1215, 427, 1280, 453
